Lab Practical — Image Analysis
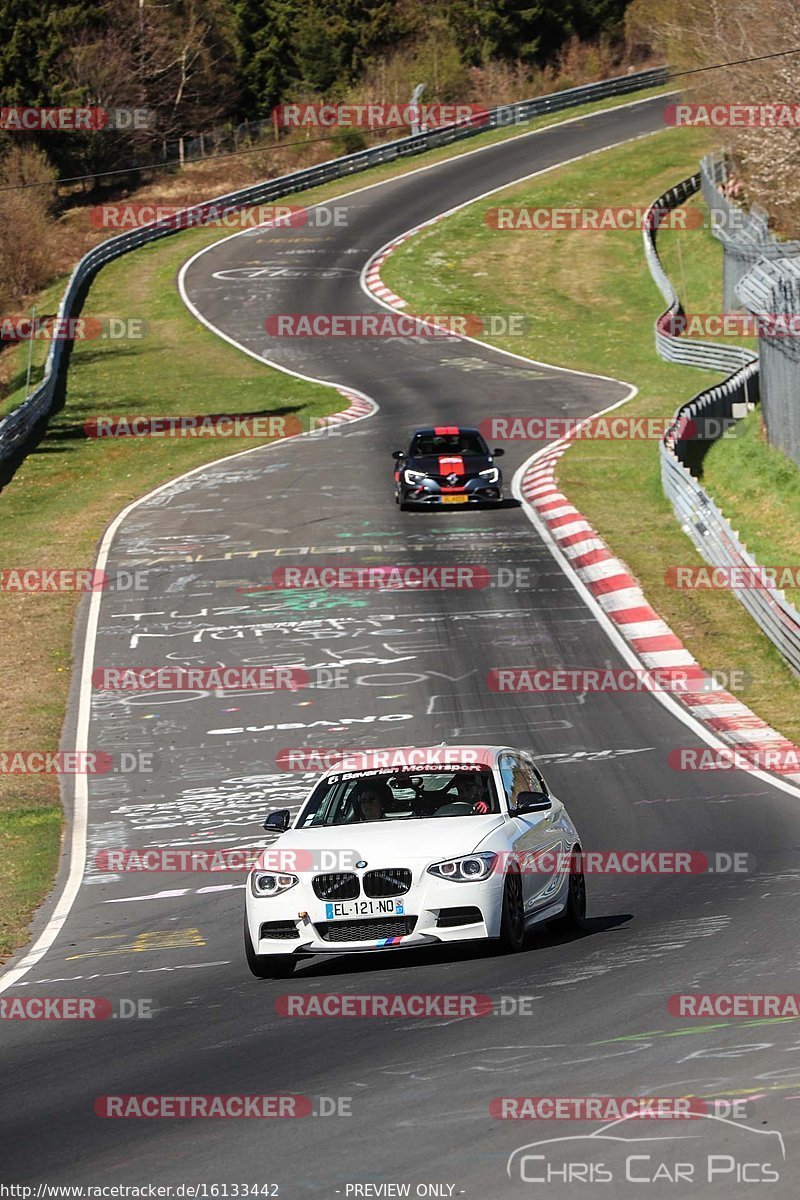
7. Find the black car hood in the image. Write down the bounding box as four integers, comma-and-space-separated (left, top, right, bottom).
407, 453, 495, 477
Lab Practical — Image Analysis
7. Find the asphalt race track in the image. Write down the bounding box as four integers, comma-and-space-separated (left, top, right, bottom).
4, 94, 800, 1196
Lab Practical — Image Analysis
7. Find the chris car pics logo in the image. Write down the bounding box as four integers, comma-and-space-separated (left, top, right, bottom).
506, 1112, 785, 1187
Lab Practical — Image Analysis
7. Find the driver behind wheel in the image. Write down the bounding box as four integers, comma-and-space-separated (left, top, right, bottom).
454, 773, 490, 814
352, 779, 392, 822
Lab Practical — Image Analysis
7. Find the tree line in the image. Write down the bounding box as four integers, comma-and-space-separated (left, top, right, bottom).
1, 0, 634, 179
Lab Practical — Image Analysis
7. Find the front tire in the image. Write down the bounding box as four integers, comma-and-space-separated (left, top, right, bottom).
551, 847, 586, 933
498, 870, 526, 952
244, 916, 296, 978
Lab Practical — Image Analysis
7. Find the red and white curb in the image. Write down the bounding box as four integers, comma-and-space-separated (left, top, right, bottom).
363, 219, 451, 311
315, 389, 376, 428
519, 442, 800, 783
363, 220, 800, 787
364, 252, 408, 308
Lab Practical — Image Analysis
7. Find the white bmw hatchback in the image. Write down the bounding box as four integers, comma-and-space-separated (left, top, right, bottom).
244, 745, 586, 978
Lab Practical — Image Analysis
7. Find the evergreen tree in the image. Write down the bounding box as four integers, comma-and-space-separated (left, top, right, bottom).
234, 0, 301, 114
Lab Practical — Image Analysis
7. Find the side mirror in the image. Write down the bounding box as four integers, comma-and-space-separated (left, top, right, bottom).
492, 447, 505, 457
263, 809, 290, 832
392, 450, 406, 460
515, 790, 551, 814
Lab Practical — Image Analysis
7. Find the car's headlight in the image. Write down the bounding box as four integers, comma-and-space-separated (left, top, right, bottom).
479, 467, 499, 483
404, 469, 428, 484
250, 871, 298, 897
427, 852, 498, 882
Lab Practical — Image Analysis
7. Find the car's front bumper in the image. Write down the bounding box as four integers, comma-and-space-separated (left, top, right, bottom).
246, 872, 505, 956
401, 481, 502, 505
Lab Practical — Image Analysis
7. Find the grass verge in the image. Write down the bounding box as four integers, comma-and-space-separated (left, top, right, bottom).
701, 410, 800, 610
381, 124, 800, 743
0, 226, 338, 962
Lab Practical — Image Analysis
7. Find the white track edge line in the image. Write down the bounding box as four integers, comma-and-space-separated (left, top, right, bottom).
0, 389, 376, 994
0, 90, 675, 991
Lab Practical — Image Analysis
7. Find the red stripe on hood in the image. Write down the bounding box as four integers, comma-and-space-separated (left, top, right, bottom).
438, 456, 465, 474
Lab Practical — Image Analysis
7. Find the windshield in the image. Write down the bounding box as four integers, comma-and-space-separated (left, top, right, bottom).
409, 432, 488, 457
296, 768, 500, 826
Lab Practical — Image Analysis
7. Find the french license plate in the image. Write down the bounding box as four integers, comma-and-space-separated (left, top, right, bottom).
442, 494, 468, 504
324, 899, 404, 919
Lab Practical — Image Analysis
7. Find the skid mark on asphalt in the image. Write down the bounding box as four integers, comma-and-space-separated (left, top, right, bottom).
379, 1040, 650, 1085
634, 790, 772, 806
538, 916, 732, 987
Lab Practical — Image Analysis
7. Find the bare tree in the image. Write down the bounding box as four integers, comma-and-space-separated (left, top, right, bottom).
54, 0, 239, 180
628, 0, 800, 234
0, 144, 58, 305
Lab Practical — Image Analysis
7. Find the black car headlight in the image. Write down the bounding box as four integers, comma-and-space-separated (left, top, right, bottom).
404, 468, 428, 485
479, 467, 500, 483
427, 852, 498, 881
250, 871, 298, 897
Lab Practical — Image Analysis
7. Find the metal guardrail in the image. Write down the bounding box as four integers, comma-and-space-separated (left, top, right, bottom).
646, 174, 756, 374
643, 178, 800, 677
0, 66, 668, 468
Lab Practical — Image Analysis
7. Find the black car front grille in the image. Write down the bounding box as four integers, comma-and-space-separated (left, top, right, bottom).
312, 872, 360, 901
362, 868, 412, 898
260, 921, 300, 940
436, 906, 483, 928
317, 916, 417, 943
